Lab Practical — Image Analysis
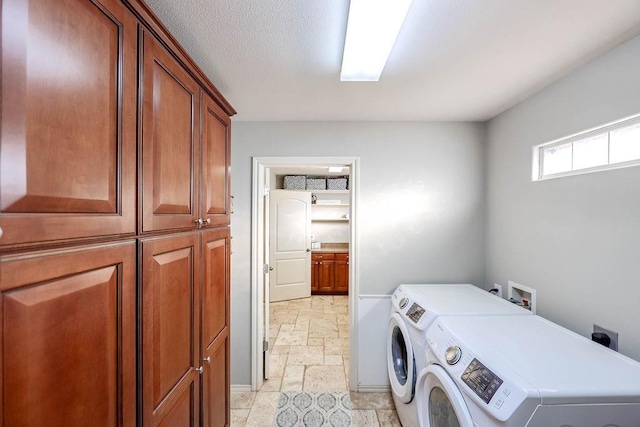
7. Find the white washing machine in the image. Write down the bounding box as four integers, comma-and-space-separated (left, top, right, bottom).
417, 314, 640, 426
387, 284, 531, 427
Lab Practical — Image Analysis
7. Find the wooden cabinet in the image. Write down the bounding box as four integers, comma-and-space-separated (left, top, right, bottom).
1, 1, 234, 425
0, 242, 136, 426
201, 228, 231, 427
140, 30, 200, 233
334, 253, 349, 293
0, 0, 137, 248
201, 91, 232, 228
140, 233, 201, 426
311, 252, 349, 294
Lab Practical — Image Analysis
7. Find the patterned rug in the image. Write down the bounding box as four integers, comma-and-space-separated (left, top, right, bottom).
273, 391, 352, 427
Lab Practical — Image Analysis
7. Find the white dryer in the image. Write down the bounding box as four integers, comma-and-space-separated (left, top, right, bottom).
387, 284, 531, 427
417, 315, 640, 427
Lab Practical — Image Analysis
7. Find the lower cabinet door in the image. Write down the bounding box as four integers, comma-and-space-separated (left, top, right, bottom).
201, 228, 230, 426
202, 328, 230, 427
0, 241, 136, 426
140, 233, 200, 426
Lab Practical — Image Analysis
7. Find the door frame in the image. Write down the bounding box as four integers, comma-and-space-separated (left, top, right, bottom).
251, 156, 360, 391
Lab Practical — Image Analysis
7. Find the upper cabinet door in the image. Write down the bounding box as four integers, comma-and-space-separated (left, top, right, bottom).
141, 30, 200, 233
200, 91, 231, 227
0, 0, 137, 248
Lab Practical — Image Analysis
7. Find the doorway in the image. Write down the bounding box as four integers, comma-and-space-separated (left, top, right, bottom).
250, 157, 359, 392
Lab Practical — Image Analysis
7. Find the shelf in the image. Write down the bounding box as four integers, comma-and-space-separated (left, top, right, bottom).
309, 190, 349, 194
311, 218, 349, 222
312, 204, 349, 207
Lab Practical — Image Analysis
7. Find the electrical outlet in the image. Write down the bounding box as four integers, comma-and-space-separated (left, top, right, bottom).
593, 324, 618, 351
493, 284, 503, 298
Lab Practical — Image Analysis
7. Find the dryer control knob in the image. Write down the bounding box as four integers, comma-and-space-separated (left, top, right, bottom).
445, 346, 462, 365
399, 298, 409, 309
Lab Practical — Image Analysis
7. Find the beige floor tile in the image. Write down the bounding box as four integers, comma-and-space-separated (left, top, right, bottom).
376, 410, 402, 426
279, 323, 295, 332
325, 337, 349, 349
281, 365, 305, 391
271, 345, 290, 355
349, 392, 395, 410
303, 365, 347, 391
289, 298, 312, 310
274, 330, 308, 346
244, 392, 281, 427
287, 345, 324, 365
324, 345, 342, 355
336, 313, 349, 325
270, 311, 298, 324
352, 409, 380, 427
230, 409, 250, 427
269, 354, 287, 377
339, 324, 349, 338
307, 337, 323, 346
297, 309, 325, 319
294, 318, 309, 330
308, 318, 339, 338
260, 376, 282, 392
230, 392, 257, 409
323, 312, 337, 322
324, 354, 343, 366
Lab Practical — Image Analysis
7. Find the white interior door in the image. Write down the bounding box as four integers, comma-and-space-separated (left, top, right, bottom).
269, 190, 311, 302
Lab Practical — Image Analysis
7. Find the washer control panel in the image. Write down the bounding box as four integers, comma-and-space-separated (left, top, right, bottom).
406, 303, 425, 323
461, 358, 503, 404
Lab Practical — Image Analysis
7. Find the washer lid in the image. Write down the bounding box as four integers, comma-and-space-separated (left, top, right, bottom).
430, 315, 640, 405
399, 284, 531, 317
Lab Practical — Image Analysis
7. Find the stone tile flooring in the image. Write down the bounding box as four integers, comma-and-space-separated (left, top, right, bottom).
231, 295, 401, 426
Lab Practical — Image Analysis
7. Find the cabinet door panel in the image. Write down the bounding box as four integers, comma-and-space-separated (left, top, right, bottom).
334, 258, 349, 294
318, 260, 335, 293
1, 242, 136, 426
0, 0, 137, 246
201, 91, 231, 227
202, 328, 229, 427
141, 233, 200, 426
201, 228, 230, 349
141, 31, 199, 232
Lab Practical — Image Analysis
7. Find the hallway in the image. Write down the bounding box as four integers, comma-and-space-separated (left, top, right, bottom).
231, 295, 400, 426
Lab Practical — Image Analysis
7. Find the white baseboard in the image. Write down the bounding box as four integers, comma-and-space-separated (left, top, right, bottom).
355, 385, 391, 393
231, 384, 252, 393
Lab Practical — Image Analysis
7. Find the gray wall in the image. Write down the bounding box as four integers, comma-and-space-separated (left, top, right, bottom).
231, 122, 486, 386
485, 35, 640, 360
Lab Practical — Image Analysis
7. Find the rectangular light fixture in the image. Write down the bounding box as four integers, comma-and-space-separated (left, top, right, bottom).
328, 166, 344, 173
340, 0, 413, 82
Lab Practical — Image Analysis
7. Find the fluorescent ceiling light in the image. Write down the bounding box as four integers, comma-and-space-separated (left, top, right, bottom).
340, 0, 413, 82
328, 167, 344, 173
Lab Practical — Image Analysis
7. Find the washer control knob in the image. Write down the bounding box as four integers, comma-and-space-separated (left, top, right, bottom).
445, 346, 462, 365
399, 297, 409, 309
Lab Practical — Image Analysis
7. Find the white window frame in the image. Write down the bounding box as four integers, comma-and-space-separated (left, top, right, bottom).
532, 113, 640, 181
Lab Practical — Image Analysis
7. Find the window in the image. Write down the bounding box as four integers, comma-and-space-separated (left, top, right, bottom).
533, 114, 640, 181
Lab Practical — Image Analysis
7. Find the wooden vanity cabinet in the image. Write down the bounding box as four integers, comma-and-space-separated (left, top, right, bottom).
334, 253, 349, 293
311, 252, 349, 294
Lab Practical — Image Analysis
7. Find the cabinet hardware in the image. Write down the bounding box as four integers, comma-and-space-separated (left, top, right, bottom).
204, 218, 211, 225
203, 356, 211, 364
197, 366, 204, 374
194, 218, 204, 227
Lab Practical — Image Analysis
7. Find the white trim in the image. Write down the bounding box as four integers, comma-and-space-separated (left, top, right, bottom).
533, 112, 640, 181
250, 156, 361, 392
355, 385, 392, 393
231, 384, 253, 393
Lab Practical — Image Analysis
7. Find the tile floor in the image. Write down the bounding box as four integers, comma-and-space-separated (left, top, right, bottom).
231, 295, 401, 426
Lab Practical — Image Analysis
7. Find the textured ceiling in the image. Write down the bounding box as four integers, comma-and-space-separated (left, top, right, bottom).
143, 0, 640, 121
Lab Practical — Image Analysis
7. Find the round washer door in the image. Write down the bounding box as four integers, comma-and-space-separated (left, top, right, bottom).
387, 313, 416, 403
416, 364, 474, 427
